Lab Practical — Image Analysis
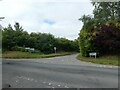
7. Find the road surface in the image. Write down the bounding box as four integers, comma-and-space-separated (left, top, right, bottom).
2, 54, 118, 88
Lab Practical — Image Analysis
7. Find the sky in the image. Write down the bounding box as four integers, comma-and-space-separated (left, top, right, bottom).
0, 0, 94, 40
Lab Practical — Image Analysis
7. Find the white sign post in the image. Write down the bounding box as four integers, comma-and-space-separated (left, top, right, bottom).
89, 52, 97, 58
54, 47, 56, 54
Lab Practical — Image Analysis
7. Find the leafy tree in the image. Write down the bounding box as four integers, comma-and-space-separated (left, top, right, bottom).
78, 15, 96, 56
92, 23, 120, 55
78, 1, 120, 56
2, 23, 29, 50
14, 22, 23, 31
79, 15, 95, 32
2, 22, 79, 53
54, 38, 79, 52
36, 33, 56, 53
2, 24, 15, 50
92, 2, 120, 25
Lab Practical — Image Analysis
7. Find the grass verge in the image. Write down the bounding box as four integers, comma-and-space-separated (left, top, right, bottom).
2, 51, 75, 58
77, 54, 119, 66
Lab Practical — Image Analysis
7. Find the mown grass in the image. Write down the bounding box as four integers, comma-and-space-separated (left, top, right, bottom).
2, 51, 74, 58
77, 54, 119, 66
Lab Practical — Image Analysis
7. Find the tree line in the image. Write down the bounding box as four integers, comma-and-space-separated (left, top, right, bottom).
1, 22, 79, 53
78, 2, 120, 57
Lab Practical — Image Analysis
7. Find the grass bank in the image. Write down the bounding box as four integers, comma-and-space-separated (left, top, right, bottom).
77, 54, 119, 66
2, 51, 75, 58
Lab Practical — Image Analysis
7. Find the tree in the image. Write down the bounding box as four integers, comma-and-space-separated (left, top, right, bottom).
78, 15, 95, 56
54, 38, 79, 52
92, 23, 120, 55
29, 32, 56, 53
14, 22, 23, 31
78, 1, 120, 56
79, 15, 95, 32
2, 22, 79, 53
2, 24, 15, 50
2, 23, 29, 50
92, 2, 120, 25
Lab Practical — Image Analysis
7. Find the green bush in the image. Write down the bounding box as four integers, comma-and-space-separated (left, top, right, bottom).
92, 22, 120, 55
79, 28, 96, 57
11, 46, 26, 52
33, 50, 43, 54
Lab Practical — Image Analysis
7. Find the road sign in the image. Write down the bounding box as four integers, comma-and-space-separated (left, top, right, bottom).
54, 47, 56, 54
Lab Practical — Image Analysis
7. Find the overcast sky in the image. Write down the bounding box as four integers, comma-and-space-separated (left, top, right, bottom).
0, 0, 94, 40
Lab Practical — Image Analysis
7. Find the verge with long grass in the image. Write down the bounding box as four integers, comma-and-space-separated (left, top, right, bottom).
77, 54, 119, 66
2, 51, 75, 58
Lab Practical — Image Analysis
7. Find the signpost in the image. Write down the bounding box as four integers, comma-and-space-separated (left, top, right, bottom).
54, 47, 56, 54
89, 52, 97, 58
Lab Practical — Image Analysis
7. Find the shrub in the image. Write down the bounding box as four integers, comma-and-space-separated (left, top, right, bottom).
11, 46, 26, 52
92, 23, 120, 55
79, 29, 96, 57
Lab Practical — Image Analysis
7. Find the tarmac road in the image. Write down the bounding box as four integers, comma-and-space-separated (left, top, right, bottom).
2, 54, 118, 88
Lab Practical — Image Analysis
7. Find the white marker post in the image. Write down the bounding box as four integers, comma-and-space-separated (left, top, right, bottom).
54, 47, 56, 54
89, 52, 97, 58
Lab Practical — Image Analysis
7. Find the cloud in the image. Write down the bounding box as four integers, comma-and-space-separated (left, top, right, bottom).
42, 19, 56, 25
0, 0, 94, 40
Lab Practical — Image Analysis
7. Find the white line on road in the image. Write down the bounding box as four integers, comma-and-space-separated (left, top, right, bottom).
48, 83, 52, 86
58, 85, 61, 87
65, 85, 69, 88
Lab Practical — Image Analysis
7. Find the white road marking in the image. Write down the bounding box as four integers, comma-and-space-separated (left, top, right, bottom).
48, 83, 52, 86
47, 58, 53, 59
65, 85, 69, 88
17, 76, 36, 82
15, 80, 18, 82
43, 82, 46, 84
34, 80, 37, 82
52, 87, 55, 88
29, 78, 34, 81
58, 85, 61, 87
